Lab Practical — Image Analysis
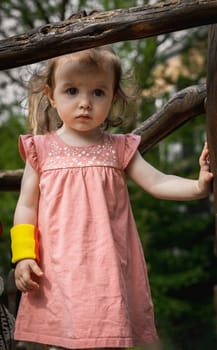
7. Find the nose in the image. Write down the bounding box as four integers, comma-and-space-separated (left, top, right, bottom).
79, 93, 92, 110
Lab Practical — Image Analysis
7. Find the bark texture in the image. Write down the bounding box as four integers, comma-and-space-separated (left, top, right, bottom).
1, 0, 217, 69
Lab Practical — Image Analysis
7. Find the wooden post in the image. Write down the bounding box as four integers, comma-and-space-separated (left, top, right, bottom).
206, 24, 217, 250
206, 24, 217, 336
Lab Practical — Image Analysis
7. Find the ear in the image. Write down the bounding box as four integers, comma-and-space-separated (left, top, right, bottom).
112, 93, 117, 104
44, 84, 56, 108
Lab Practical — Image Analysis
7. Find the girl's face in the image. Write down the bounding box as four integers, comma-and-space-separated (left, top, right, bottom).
46, 54, 115, 135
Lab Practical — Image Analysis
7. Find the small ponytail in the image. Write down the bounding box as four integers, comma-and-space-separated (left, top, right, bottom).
28, 61, 62, 135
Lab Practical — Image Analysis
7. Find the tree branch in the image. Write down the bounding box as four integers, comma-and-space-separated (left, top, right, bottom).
0, 170, 23, 191
136, 84, 206, 153
1, 0, 217, 70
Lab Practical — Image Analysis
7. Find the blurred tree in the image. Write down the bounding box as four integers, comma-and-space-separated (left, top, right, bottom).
0, 114, 26, 281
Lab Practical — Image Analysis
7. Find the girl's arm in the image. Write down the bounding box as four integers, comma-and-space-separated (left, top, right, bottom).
126, 142, 213, 201
13, 161, 39, 225
13, 161, 43, 293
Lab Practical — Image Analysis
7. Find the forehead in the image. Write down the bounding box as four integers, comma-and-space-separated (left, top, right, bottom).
54, 52, 114, 82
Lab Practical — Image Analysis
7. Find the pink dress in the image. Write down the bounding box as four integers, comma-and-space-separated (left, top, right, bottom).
14, 131, 158, 349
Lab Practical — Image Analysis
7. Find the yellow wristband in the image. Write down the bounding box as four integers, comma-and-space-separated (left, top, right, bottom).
10, 224, 40, 264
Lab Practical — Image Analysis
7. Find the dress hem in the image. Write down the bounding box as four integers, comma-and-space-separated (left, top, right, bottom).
14, 332, 159, 349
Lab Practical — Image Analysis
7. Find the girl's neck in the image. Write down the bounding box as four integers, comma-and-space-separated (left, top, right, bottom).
56, 126, 103, 147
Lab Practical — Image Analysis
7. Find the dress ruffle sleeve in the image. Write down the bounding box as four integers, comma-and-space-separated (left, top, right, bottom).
122, 133, 141, 169
18, 135, 39, 172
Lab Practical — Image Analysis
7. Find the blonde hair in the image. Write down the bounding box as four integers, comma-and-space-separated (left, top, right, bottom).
28, 45, 136, 135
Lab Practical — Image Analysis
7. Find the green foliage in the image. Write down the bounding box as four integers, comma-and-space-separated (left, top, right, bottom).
0, 115, 26, 170
0, 115, 26, 280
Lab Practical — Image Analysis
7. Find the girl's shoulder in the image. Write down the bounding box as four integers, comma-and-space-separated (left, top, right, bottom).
20, 132, 52, 141
105, 132, 141, 149
19, 132, 54, 149
107, 132, 140, 142
104, 132, 141, 169
18, 133, 54, 171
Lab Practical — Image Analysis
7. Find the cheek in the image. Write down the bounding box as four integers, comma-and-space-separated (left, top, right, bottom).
106, 99, 114, 113
55, 103, 69, 118
57, 96, 73, 109
98, 103, 111, 116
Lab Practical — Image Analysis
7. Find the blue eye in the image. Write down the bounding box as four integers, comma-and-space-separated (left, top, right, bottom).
94, 89, 104, 97
66, 87, 77, 95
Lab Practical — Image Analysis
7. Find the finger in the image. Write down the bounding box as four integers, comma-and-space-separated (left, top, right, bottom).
18, 276, 40, 292
30, 262, 43, 277
199, 147, 210, 167
201, 143, 209, 158
18, 269, 38, 290
16, 278, 29, 293
27, 280, 40, 290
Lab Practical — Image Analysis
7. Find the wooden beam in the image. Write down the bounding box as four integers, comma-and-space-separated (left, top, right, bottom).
0, 170, 22, 191
206, 24, 217, 247
135, 84, 206, 153
1, 0, 217, 70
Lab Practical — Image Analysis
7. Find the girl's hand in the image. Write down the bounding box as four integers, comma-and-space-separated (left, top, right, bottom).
15, 259, 43, 293
198, 142, 214, 196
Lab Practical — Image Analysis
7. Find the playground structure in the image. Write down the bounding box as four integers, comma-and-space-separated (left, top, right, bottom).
0, 0, 217, 348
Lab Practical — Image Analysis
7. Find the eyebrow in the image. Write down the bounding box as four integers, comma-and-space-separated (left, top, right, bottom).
61, 81, 110, 90
96, 82, 110, 89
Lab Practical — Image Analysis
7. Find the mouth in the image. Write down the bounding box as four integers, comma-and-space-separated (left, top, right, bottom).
76, 115, 91, 120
